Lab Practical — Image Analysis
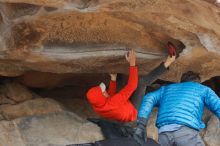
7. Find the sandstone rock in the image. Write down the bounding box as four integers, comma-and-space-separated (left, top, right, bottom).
0, 0, 99, 8
0, 114, 4, 120
0, 97, 104, 146
0, 0, 219, 82
0, 120, 26, 146
0, 81, 34, 102
203, 115, 220, 146
147, 108, 158, 141
16, 71, 109, 88
17, 111, 104, 146
0, 111, 104, 146
200, 108, 213, 137
26, 85, 100, 119
51, 96, 98, 119
0, 95, 16, 105
0, 98, 65, 120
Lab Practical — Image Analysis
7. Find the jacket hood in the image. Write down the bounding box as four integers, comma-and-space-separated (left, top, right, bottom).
86, 86, 107, 107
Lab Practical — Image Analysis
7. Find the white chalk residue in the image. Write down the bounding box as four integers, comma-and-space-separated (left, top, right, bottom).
197, 32, 220, 54
31, 44, 164, 61
63, 1, 98, 12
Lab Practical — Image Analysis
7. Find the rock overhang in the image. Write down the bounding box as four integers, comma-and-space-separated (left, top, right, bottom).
0, 0, 219, 82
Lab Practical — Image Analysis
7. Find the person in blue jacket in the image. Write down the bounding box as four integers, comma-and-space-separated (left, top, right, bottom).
133, 71, 220, 146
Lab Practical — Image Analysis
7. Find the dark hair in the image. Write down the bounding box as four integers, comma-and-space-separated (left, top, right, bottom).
180, 71, 201, 82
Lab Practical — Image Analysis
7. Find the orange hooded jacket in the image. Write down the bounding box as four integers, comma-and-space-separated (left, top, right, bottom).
86, 66, 138, 122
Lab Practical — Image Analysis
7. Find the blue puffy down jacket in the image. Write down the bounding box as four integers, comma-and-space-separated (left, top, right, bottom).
138, 82, 220, 131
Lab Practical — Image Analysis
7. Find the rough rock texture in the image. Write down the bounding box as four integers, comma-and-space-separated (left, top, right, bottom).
0, 111, 104, 146
16, 71, 109, 88
0, 82, 104, 146
0, 98, 65, 119
204, 115, 220, 146
146, 108, 158, 141
0, 81, 39, 104
0, 97, 104, 146
35, 87, 99, 119
0, 81, 34, 102
0, 0, 219, 82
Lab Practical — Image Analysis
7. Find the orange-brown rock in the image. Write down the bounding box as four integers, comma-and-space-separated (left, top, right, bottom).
0, 81, 34, 102
0, 98, 65, 119
16, 71, 109, 88
204, 115, 220, 146
0, 0, 219, 82
0, 111, 104, 146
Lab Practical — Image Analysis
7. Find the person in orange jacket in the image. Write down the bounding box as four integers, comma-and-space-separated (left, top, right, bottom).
87, 49, 176, 122
87, 49, 138, 122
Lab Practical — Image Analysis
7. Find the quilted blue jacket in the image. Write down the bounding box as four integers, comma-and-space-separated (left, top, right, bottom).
138, 82, 220, 130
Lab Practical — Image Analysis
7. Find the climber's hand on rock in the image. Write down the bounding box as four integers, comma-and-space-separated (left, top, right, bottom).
110, 74, 117, 81
164, 55, 176, 68
126, 49, 136, 66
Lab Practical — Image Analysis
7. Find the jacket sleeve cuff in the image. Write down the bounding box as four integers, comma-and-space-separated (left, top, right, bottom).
129, 66, 138, 71
161, 62, 169, 70
110, 80, 116, 83
138, 117, 147, 126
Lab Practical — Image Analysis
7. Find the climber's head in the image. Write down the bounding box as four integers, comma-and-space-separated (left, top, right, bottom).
180, 71, 201, 83
86, 83, 109, 107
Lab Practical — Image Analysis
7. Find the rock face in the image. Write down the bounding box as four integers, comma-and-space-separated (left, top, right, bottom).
0, 98, 64, 119
0, 1, 219, 146
204, 115, 220, 146
0, 97, 104, 146
0, 81, 37, 104
0, 82, 104, 146
1, 81, 34, 102
146, 108, 158, 141
0, 111, 104, 146
0, 0, 219, 82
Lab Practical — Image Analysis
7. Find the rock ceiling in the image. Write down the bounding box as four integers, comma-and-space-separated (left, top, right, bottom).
0, 0, 220, 82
